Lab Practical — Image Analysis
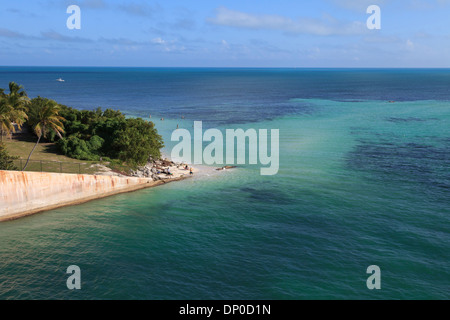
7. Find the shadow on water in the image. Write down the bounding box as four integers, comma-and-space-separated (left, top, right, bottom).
240, 186, 295, 205
346, 138, 450, 200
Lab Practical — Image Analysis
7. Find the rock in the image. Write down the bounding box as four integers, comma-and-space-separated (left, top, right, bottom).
216, 166, 237, 171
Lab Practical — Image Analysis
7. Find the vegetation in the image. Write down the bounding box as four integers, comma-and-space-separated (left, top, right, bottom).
0, 82, 30, 142
55, 106, 164, 166
1, 134, 99, 174
23, 97, 65, 171
0, 81, 164, 172
0, 143, 18, 170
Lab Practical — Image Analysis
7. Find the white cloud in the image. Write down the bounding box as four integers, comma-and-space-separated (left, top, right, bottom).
151, 37, 167, 45
208, 7, 367, 36
151, 37, 185, 52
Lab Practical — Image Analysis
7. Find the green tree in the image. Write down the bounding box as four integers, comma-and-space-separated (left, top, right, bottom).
0, 82, 30, 142
23, 97, 65, 171
57, 134, 104, 161
0, 143, 18, 170
112, 118, 164, 166
56, 106, 164, 168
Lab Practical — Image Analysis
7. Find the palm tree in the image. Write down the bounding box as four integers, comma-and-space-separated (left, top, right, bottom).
0, 99, 11, 143
22, 98, 65, 171
0, 82, 30, 142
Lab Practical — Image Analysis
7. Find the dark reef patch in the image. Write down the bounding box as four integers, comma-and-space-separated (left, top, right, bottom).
346, 139, 450, 200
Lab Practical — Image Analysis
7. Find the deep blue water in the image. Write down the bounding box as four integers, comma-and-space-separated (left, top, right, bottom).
0, 68, 449, 299
2, 67, 450, 125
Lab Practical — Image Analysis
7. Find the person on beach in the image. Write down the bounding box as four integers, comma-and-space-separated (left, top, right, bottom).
190, 167, 193, 175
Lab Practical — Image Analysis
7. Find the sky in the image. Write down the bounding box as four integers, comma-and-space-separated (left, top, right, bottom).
0, 0, 449, 67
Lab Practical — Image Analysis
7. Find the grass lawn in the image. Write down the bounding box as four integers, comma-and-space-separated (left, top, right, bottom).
1, 133, 100, 174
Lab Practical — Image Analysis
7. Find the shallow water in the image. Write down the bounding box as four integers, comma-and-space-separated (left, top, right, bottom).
0, 69, 449, 299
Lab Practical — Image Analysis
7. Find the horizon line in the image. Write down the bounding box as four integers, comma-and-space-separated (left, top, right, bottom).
1, 65, 450, 69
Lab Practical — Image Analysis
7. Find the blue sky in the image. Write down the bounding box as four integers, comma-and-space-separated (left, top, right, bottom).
0, 0, 449, 67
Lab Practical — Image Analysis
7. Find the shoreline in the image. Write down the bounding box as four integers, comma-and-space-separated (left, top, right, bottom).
0, 156, 198, 222
0, 156, 235, 222
0, 174, 188, 222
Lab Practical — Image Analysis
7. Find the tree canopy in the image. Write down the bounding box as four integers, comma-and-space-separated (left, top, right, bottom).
0, 82, 30, 141
23, 97, 65, 171
55, 105, 164, 165
0, 82, 164, 169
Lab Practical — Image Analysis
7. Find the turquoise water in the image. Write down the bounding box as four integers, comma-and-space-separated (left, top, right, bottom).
0, 69, 449, 299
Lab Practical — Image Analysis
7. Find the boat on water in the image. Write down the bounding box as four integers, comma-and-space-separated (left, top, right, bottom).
56, 78, 65, 82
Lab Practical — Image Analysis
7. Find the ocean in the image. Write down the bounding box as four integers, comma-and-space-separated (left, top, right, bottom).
0, 68, 448, 299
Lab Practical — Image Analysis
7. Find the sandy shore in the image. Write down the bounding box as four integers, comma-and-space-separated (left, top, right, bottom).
92, 153, 235, 181
92, 158, 200, 180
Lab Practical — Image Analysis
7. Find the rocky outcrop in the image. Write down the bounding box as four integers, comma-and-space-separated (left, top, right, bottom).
129, 157, 191, 181
216, 166, 237, 171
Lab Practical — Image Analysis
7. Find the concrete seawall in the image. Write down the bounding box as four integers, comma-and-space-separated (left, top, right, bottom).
0, 170, 172, 221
